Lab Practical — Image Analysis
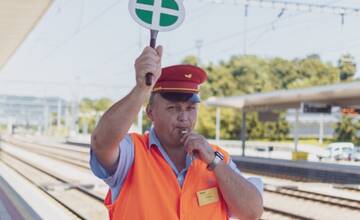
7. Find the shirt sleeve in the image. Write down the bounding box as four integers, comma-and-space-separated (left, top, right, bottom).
89, 134, 135, 201
228, 158, 264, 194
227, 158, 264, 219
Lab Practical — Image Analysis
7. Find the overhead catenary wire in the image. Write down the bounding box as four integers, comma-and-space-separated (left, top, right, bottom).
41, 0, 124, 61
171, 0, 352, 59
41, 0, 354, 66
7, 0, 358, 98
78, 42, 138, 76
170, 8, 312, 57
203, 0, 360, 16
74, 0, 85, 34
244, 0, 347, 54
209, 13, 339, 60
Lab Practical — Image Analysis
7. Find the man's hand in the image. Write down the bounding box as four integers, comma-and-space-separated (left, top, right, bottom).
180, 132, 215, 165
134, 46, 163, 89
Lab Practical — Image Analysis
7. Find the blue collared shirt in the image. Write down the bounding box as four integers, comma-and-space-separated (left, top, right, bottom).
90, 128, 261, 203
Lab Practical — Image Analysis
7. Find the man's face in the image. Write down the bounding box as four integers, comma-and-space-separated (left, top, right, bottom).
147, 93, 198, 147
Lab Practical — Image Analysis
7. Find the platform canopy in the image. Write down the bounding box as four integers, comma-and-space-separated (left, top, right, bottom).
0, 0, 52, 70
205, 81, 360, 111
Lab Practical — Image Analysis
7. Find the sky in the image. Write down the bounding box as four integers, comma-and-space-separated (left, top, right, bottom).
0, 0, 360, 101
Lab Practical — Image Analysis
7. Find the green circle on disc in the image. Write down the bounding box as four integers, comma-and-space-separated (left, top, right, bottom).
129, 0, 185, 31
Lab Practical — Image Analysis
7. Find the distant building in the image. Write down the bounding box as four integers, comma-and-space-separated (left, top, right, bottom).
0, 95, 69, 129
286, 109, 341, 139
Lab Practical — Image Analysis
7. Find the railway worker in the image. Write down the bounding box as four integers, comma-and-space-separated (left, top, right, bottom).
90, 45, 263, 220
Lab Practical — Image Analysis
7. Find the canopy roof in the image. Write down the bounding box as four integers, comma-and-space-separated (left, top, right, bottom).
0, 0, 52, 70
206, 81, 360, 111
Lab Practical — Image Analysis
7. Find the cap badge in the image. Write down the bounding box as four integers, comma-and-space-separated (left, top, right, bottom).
184, 73, 192, 79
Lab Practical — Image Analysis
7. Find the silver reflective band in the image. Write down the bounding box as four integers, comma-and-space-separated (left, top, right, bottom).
207, 151, 224, 171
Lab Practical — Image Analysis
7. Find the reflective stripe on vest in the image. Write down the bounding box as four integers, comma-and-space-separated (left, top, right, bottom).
104, 133, 230, 220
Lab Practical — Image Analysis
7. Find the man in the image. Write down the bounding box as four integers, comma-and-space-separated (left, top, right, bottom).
90, 46, 263, 220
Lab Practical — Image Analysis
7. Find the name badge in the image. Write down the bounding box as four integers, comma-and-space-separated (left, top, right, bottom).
196, 187, 219, 206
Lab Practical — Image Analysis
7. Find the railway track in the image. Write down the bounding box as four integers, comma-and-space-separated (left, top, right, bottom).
261, 207, 314, 220
244, 168, 360, 200
2, 138, 89, 170
265, 184, 360, 211
11, 136, 89, 154
0, 148, 107, 220
241, 168, 317, 182
7, 137, 88, 156
3, 137, 360, 219
333, 184, 360, 193
5, 138, 316, 220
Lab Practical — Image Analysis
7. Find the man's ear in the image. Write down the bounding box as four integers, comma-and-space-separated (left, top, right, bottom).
146, 105, 153, 121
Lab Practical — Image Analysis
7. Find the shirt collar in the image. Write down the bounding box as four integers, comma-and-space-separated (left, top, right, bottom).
149, 127, 160, 149
148, 127, 193, 168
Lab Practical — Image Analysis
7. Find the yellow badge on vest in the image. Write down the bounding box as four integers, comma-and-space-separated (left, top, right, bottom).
196, 187, 219, 206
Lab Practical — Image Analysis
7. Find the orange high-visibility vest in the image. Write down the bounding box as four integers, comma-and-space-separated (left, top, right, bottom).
104, 133, 231, 220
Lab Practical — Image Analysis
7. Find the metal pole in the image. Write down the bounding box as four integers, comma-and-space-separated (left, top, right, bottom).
74, 99, 79, 135
57, 99, 62, 128
319, 113, 324, 144
65, 107, 70, 134
138, 107, 143, 134
294, 109, 299, 152
83, 120, 88, 135
216, 107, 221, 141
195, 39, 203, 65
241, 111, 247, 156
43, 98, 49, 132
7, 117, 13, 135
243, 4, 248, 55
95, 113, 101, 127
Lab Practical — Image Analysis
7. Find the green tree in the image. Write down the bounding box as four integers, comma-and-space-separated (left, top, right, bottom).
79, 98, 113, 133
194, 55, 289, 140
334, 116, 360, 145
142, 109, 152, 132
287, 55, 339, 89
182, 55, 200, 66
228, 55, 274, 94
263, 113, 290, 141
196, 104, 216, 138
268, 58, 296, 90
183, 53, 354, 141
94, 98, 113, 112
338, 53, 356, 81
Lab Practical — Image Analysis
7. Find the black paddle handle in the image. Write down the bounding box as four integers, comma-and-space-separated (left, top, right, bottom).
145, 33, 157, 86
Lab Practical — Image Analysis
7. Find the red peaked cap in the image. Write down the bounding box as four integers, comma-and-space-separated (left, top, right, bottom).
153, 64, 207, 94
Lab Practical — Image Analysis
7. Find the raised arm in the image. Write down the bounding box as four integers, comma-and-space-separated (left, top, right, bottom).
91, 46, 163, 173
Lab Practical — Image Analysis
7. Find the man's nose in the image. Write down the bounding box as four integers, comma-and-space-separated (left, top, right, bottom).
177, 110, 188, 121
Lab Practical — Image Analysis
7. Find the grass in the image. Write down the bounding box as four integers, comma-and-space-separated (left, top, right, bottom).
250, 137, 334, 147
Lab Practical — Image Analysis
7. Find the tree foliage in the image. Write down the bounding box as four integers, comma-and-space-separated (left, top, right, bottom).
184, 53, 356, 140
338, 53, 356, 82
334, 116, 360, 145
79, 98, 113, 133
84, 53, 357, 141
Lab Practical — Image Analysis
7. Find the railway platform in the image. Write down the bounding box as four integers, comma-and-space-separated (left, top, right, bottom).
0, 175, 32, 220
234, 156, 360, 184
0, 161, 78, 219
17, 134, 360, 184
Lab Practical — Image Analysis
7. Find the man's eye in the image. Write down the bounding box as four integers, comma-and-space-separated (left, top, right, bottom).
167, 106, 175, 110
